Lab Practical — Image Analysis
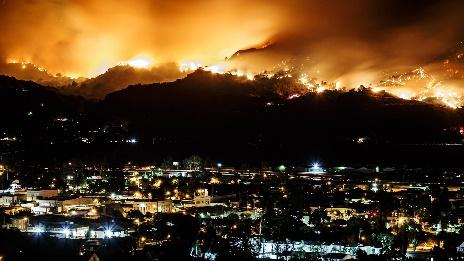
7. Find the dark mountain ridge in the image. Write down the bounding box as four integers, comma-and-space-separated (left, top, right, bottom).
96, 70, 464, 164
1, 71, 463, 166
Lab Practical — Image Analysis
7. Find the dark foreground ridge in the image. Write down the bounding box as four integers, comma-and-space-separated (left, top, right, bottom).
0, 71, 463, 166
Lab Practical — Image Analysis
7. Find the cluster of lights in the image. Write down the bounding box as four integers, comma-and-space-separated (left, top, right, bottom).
153, 179, 162, 188
126, 138, 137, 144
210, 177, 220, 184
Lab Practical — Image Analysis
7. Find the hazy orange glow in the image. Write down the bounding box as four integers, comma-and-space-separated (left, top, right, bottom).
1, 1, 464, 107
0, 0, 280, 77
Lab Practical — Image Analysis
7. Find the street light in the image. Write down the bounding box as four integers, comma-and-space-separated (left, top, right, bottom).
34, 225, 44, 233
105, 227, 113, 238
63, 228, 70, 238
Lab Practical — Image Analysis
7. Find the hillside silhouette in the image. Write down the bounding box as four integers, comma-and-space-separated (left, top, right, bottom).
97, 70, 464, 164
1, 71, 464, 165
63, 63, 185, 99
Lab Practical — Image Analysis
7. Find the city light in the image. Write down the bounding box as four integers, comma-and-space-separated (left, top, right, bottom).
210, 177, 220, 184
133, 191, 142, 199
127, 138, 137, 144
33, 225, 44, 233
105, 229, 113, 238
154, 179, 162, 188
309, 162, 324, 174
62, 228, 70, 237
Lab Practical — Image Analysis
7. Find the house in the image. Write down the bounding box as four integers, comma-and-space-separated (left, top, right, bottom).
27, 215, 89, 239
326, 207, 356, 221
9, 217, 29, 231
32, 199, 62, 214
256, 240, 381, 259
128, 199, 174, 215
456, 242, 464, 253
193, 239, 381, 260
194, 189, 211, 207
0, 195, 21, 206
89, 224, 128, 239
26, 189, 58, 201
62, 197, 98, 212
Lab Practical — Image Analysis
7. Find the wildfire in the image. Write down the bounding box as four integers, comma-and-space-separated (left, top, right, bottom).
246, 73, 254, 81
298, 74, 333, 93
395, 91, 413, 100
204, 64, 225, 74
179, 61, 257, 81
5, 58, 75, 77
4, 56, 464, 109
119, 56, 154, 69
179, 62, 203, 72
316, 86, 326, 93
432, 89, 461, 109
379, 67, 463, 108
179, 61, 227, 74
298, 74, 316, 90
371, 87, 384, 93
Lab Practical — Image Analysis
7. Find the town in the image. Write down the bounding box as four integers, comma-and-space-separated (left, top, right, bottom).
1, 160, 464, 260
